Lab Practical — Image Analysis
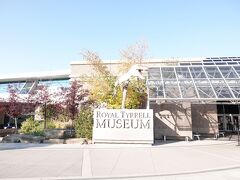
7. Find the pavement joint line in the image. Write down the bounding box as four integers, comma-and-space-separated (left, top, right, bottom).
109, 150, 122, 175
0, 141, 237, 151
2, 165, 240, 180
149, 148, 157, 173
82, 148, 92, 177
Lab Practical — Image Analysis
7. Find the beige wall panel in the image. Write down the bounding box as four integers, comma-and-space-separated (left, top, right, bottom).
191, 104, 218, 134
151, 102, 192, 139
70, 60, 181, 78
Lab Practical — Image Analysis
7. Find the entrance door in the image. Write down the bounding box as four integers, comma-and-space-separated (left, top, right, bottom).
218, 115, 224, 131
218, 115, 234, 131
232, 116, 239, 131
217, 104, 240, 132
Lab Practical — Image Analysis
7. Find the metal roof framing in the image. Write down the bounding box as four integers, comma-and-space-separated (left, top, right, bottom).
147, 64, 240, 103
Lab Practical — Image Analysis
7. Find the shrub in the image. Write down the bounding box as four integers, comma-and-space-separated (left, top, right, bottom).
20, 117, 57, 136
44, 120, 56, 129
75, 107, 93, 139
20, 117, 44, 136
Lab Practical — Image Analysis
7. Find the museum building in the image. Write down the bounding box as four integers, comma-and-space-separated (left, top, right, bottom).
1, 57, 240, 140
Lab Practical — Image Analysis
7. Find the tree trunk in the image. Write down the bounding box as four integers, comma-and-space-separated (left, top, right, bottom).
14, 117, 17, 129
44, 102, 47, 129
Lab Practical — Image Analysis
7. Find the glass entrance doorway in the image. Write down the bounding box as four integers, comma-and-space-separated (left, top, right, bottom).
217, 104, 240, 132
218, 115, 239, 131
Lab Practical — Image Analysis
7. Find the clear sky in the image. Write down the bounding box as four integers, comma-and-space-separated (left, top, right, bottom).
0, 0, 239, 75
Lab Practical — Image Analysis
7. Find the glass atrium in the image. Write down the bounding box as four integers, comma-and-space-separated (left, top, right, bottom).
147, 58, 240, 101
147, 57, 240, 133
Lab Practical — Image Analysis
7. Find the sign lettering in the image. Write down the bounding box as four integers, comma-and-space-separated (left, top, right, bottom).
93, 109, 154, 144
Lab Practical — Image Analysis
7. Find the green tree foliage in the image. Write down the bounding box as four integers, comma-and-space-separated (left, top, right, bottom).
20, 117, 56, 136
81, 50, 115, 106
20, 117, 44, 136
75, 107, 93, 139
81, 41, 148, 109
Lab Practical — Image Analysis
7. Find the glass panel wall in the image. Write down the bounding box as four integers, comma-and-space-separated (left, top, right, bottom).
217, 104, 240, 132
147, 64, 240, 100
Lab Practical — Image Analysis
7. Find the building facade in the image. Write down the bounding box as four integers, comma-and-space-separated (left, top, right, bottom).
1, 57, 240, 141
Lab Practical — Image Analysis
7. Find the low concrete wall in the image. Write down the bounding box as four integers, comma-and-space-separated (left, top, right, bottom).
0, 129, 18, 137
44, 129, 75, 139
151, 102, 192, 139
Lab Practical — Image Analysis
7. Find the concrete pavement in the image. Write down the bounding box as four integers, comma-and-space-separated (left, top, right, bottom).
0, 140, 240, 179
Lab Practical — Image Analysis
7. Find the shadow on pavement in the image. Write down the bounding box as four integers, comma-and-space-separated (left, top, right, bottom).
0, 143, 52, 151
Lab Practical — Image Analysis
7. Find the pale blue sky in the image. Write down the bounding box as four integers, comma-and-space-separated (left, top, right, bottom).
0, 0, 239, 75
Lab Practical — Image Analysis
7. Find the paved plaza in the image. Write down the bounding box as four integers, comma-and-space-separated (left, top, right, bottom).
0, 140, 240, 180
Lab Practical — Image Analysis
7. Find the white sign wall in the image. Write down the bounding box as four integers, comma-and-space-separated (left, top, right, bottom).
93, 109, 154, 144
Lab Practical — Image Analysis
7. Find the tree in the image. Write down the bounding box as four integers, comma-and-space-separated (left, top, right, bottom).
31, 84, 65, 127
0, 99, 6, 128
81, 50, 115, 106
31, 85, 51, 129
80, 41, 148, 109
0, 98, 6, 112
6, 85, 34, 128
119, 40, 148, 73
118, 41, 148, 108
75, 106, 93, 139
62, 80, 89, 126
43, 103, 64, 121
